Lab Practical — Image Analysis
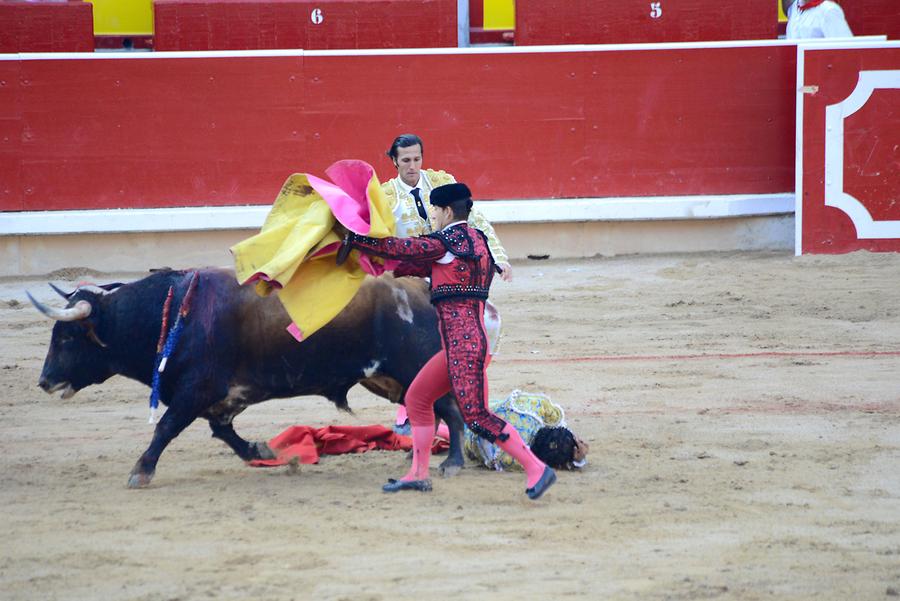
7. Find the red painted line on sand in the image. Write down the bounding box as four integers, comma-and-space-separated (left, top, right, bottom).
503, 350, 900, 364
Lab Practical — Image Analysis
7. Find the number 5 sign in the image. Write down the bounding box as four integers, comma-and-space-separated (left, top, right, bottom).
650, 2, 662, 18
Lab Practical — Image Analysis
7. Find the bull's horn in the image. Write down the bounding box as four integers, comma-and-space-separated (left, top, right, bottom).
26, 292, 92, 321
49, 282, 74, 300
71, 283, 122, 295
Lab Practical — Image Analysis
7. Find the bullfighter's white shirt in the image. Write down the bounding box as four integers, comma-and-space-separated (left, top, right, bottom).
785, 1, 853, 39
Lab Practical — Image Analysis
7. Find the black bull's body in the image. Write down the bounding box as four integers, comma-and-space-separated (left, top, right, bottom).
34, 268, 469, 488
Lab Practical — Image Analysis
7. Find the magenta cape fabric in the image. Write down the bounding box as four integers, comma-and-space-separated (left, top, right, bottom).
305, 160, 398, 275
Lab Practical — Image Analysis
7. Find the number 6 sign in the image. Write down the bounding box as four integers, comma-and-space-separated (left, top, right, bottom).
310, 8, 323, 24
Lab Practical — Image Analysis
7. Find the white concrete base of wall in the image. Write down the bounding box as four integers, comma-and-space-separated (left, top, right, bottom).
0, 215, 794, 277
503, 215, 794, 258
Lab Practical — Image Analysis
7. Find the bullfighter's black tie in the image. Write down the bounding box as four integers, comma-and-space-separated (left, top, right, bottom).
411, 187, 428, 221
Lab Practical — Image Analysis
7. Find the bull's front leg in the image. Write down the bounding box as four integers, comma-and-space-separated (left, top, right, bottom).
434, 394, 466, 477
208, 420, 276, 462
128, 404, 198, 489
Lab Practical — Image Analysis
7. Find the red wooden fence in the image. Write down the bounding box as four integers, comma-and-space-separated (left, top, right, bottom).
0, 1, 93, 53
515, 0, 776, 46
153, 0, 457, 51
798, 42, 900, 254
1, 44, 797, 212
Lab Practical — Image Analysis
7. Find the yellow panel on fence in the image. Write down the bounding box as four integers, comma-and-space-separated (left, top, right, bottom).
91, 0, 154, 35
484, 0, 515, 30
778, 0, 787, 22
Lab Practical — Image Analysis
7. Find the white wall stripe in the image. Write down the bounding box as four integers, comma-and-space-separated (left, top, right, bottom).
795, 43, 806, 256
0, 36, 887, 61
4, 49, 306, 60
0, 194, 794, 236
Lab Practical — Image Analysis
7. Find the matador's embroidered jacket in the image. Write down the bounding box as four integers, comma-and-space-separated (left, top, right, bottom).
346, 222, 508, 442
382, 169, 509, 265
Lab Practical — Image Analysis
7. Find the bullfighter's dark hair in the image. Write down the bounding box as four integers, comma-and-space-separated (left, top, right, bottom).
446, 198, 473, 220
530, 427, 577, 469
387, 134, 424, 161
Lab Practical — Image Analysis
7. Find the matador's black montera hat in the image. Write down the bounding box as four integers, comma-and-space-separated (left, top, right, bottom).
429, 183, 472, 207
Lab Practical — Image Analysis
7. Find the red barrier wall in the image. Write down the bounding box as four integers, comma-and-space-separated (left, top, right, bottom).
799, 44, 900, 254
515, 0, 777, 46
153, 0, 457, 51
0, 45, 796, 212
0, 1, 94, 53
5, 56, 304, 211
0, 60, 22, 211
843, 0, 900, 40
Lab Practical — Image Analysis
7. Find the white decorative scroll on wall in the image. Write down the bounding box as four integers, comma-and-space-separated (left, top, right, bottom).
824, 70, 900, 239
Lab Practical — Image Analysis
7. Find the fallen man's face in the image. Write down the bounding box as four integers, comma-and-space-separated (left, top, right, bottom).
574, 438, 589, 463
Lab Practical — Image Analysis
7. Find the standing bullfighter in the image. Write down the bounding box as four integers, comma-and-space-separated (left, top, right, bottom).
339, 183, 556, 499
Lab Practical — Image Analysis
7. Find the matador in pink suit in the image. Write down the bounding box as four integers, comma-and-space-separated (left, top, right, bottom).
338, 183, 556, 499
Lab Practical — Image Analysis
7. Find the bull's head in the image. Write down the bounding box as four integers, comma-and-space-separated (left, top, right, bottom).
28, 284, 120, 398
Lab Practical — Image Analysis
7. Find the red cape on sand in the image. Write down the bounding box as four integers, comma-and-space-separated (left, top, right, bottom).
248, 424, 449, 467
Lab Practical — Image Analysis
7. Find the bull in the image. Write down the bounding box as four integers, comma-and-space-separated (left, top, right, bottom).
29, 268, 479, 488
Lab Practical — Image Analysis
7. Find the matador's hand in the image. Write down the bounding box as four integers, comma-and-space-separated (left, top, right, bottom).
335, 225, 353, 266
497, 262, 513, 282
333, 222, 349, 239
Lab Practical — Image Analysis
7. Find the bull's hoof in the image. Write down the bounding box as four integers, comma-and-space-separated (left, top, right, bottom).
251, 441, 277, 460
438, 459, 463, 478
127, 471, 154, 489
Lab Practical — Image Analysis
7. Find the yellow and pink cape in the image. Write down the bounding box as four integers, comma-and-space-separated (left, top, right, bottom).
231, 160, 396, 341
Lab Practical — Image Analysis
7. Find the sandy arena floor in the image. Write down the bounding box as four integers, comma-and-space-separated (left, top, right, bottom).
1, 251, 899, 601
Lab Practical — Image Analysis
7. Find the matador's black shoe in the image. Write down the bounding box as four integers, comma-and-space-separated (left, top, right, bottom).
382, 478, 433, 493
525, 466, 557, 500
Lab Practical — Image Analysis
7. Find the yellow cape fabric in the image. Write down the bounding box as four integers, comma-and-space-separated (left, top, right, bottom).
231, 171, 395, 341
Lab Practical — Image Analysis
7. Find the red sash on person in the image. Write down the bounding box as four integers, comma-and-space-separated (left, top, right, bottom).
798, 0, 827, 11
